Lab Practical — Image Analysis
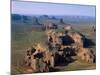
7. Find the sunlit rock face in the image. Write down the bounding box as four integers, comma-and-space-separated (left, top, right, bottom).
24, 29, 95, 73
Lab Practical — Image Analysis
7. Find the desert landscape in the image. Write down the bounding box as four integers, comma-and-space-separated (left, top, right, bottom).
11, 1, 96, 75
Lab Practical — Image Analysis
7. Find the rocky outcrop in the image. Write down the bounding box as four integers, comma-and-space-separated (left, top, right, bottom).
24, 43, 55, 73
24, 29, 95, 73
67, 32, 83, 47
77, 47, 95, 63
46, 30, 95, 63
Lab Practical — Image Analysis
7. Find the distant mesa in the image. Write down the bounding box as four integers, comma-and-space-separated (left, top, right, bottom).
12, 14, 96, 26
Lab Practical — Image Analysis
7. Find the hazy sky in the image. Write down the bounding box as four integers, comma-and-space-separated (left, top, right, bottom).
12, 1, 96, 16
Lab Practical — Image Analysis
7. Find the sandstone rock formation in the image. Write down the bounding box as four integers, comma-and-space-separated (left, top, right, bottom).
24, 29, 95, 73
77, 47, 95, 63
